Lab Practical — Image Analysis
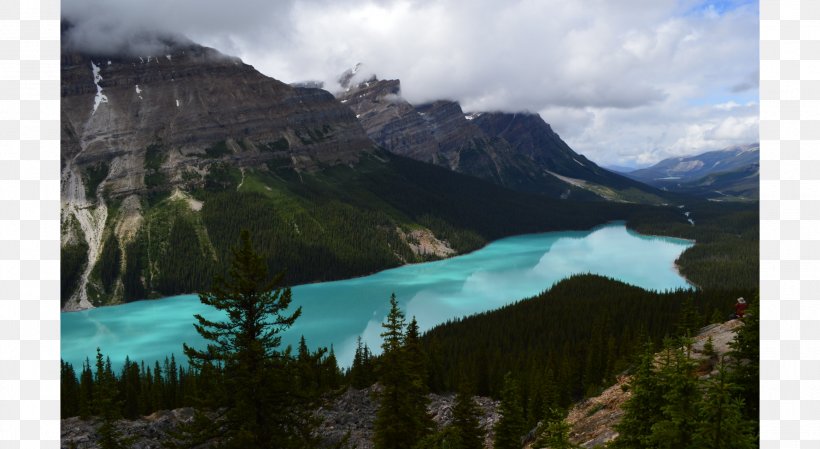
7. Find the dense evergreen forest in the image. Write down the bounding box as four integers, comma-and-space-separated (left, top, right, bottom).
70, 150, 701, 307
627, 200, 758, 290
62, 152, 759, 448
418, 275, 754, 412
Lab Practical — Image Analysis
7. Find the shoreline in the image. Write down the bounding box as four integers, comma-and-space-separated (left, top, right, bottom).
673, 261, 701, 290
62, 219, 695, 313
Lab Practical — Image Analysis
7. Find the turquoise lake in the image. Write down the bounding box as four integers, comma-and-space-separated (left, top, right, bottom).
61, 223, 694, 369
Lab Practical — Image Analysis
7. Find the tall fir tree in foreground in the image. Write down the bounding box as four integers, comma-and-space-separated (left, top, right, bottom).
373, 294, 433, 449
177, 229, 312, 449
450, 385, 485, 449
692, 362, 756, 449
494, 372, 526, 449
93, 348, 132, 449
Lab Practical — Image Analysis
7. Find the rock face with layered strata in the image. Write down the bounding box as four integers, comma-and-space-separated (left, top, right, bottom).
337, 76, 665, 203
60, 38, 375, 310
61, 43, 373, 197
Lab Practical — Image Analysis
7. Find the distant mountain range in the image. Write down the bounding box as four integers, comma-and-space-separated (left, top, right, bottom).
620, 144, 759, 200
336, 70, 667, 204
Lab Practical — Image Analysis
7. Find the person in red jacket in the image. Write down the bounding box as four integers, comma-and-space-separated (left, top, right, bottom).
734, 297, 748, 319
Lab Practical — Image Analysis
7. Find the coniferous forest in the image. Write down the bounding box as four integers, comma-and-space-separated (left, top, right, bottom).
62, 198, 759, 448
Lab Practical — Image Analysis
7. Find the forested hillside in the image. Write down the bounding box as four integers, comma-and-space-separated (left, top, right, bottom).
627, 200, 758, 290
66, 149, 672, 308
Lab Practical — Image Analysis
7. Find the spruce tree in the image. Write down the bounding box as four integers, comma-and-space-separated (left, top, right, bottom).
534, 417, 577, 449
729, 297, 759, 422
494, 373, 526, 449
79, 358, 94, 419
405, 317, 435, 443
61, 360, 80, 418
374, 293, 409, 449
649, 340, 700, 449
612, 343, 663, 448
179, 229, 311, 448
350, 336, 369, 389
93, 349, 131, 449
692, 362, 756, 449
374, 295, 432, 449
451, 386, 485, 449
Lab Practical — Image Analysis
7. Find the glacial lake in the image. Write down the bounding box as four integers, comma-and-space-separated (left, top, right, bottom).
61, 223, 694, 369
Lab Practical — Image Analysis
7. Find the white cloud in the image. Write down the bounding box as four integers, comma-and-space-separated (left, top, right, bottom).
62, 0, 759, 167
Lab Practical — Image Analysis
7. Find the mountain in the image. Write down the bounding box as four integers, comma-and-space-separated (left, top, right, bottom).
603, 164, 640, 173
61, 37, 650, 311
623, 144, 759, 200
336, 75, 667, 204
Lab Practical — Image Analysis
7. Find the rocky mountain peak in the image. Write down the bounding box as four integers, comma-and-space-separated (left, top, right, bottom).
60, 38, 376, 309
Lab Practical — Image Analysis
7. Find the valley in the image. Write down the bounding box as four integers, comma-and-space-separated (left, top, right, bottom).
59, 25, 759, 449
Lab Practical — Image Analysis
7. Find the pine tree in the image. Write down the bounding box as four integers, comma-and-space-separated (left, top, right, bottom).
405, 316, 435, 443
494, 373, 526, 449
534, 417, 577, 449
61, 360, 80, 418
692, 362, 756, 449
612, 343, 664, 448
179, 229, 311, 448
93, 349, 131, 449
79, 358, 94, 419
350, 336, 368, 389
119, 357, 141, 419
322, 345, 342, 391
374, 293, 409, 449
450, 386, 485, 449
374, 295, 432, 449
649, 340, 700, 449
152, 361, 163, 412
729, 296, 759, 422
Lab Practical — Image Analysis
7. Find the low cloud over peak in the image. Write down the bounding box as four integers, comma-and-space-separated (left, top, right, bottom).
62, 0, 758, 166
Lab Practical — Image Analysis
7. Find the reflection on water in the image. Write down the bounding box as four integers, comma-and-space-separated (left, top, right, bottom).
62, 223, 693, 369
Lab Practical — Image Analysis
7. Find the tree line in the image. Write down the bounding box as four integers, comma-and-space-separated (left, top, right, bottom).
62, 224, 758, 448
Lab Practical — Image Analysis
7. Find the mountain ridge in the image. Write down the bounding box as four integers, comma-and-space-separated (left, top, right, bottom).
61, 39, 658, 311
336, 75, 668, 204
622, 144, 759, 200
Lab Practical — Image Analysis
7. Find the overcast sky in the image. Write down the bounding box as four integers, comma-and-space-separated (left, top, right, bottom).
63, 0, 759, 167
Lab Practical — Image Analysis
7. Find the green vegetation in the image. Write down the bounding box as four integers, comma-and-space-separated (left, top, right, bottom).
420, 275, 754, 412
98, 232, 121, 293
175, 230, 315, 448
493, 373, 527, 449
261, 137, 290, 152
613, 303, 759, 449
61, 216, 88, 307
104, 150, 658, 303
373, 297, 434, 449
627, 200, 758, 290
202, 140, 232, 159
82, 161, 110, 200
144, 143, 169, 205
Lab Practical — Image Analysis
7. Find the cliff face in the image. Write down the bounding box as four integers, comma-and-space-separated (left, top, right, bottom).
61, 44, 373, 197
60, 386, 501, 449
60, 42, 376, 310
337, 78, 665, 203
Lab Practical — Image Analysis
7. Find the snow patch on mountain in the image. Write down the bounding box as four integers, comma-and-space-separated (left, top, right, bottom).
90, 61, 109, 114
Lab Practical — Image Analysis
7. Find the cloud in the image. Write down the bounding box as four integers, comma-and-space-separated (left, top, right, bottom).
61, 0, 758, 166
731, 69, 760, 93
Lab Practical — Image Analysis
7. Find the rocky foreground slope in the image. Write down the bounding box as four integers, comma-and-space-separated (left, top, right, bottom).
535, 319, 745, 448
61, 385, 500, 449
61, 320, 744, 449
